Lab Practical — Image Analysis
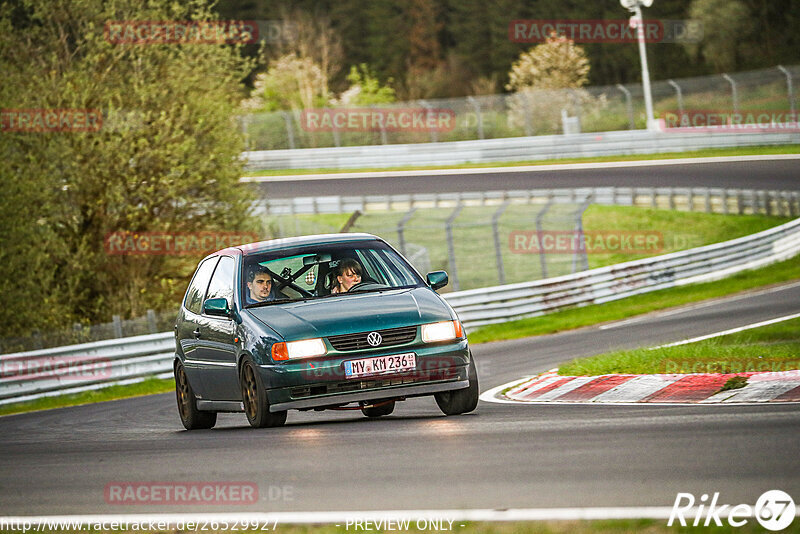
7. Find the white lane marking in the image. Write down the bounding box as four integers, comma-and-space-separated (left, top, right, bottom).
599, 280, 800, 330
653, 312, 800, 348
241, 153, 800, 183
590, 375, 682, 403
4, 506, 758, 524
479, 377, 533, 404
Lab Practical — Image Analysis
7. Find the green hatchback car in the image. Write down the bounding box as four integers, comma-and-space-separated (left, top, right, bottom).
173, 233, 479, 429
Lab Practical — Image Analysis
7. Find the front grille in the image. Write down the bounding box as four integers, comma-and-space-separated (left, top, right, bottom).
290, 367, 458, 399
327, 325, 417, 352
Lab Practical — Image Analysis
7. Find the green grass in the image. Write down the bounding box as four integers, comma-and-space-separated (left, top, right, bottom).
242, 144, 800, 176
468, 254, 800, 344
556, 317, 800, 376
0, 377, 173, 417
265, 205, 791, 293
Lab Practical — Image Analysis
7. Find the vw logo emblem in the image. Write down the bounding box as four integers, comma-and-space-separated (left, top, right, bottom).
366, 332, 382, 347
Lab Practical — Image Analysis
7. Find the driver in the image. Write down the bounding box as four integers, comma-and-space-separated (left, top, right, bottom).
245, 265, 285, 304
331, 259, 362, 294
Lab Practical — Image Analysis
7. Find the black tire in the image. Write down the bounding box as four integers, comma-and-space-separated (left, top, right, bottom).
175, 362, 217, 430
361, 400, 396, 417
240, 359, 287, 428
435, 356, 479, 416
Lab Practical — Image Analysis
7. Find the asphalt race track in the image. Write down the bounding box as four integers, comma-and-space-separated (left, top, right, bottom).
255, 157, 800, 198
1, 283, 798, 516
1, 158, 799, 517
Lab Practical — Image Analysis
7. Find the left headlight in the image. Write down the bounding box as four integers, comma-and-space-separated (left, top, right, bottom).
421, 320, 465, 343
271, 338, 327, 360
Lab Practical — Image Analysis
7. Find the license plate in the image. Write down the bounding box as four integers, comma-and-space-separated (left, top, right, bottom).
343, 353, 416, 379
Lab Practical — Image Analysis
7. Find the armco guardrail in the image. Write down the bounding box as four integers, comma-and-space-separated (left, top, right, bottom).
2, 217, 799, 404
256, 187, 800, 217
243, 128, 800, 170
444, 216, 800, 327
0, 332, 174, 404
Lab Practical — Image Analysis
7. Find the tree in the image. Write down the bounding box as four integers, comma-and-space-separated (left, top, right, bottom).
686, 0, 754, 72
248, 53, 329, 111
334, 64, 396, 106
0, 0, 257, 335
506, 35, 590, 92
506, 35, 599, 135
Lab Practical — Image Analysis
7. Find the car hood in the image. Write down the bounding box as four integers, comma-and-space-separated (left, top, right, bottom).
246, 287, 452, 340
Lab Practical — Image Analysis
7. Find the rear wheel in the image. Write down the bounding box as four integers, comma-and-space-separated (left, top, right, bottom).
361, 400, 396, 417
175, 362, 217, 430
241, 360, 287, 428
435, 357, 479, 416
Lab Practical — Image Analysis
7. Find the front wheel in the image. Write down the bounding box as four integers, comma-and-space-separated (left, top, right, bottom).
435, 357, 479, 416
175, 362, 217, 430
240, 360, 287, 428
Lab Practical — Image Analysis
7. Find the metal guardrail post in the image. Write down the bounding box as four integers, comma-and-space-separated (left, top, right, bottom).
467, 96, 484, 140
777, 66, 796, 117
420, 101, 438, 143
535, 197, 554, 279
112, 315, 123, 338
722, 74, 739, 115
667, 80, 684, 117
146, 310, 157, 334
281, 112, 296, 149
396, 207, 417, 256
492, 200, 511, 285
616, 84, 635, 130
572, 195, 593, 273
521, 92, 533, 136
445, 203, 463, 291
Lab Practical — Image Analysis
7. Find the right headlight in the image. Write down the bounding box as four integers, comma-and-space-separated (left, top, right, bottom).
421, 320, 465, 343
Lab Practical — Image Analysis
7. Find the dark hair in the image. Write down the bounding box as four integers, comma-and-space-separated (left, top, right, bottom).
247, 265, 273, 283
337, 258, 362, 277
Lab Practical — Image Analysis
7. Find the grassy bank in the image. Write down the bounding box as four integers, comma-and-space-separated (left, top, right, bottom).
558, 318, 800, 376
243, 144, 800, 177
468, 254, 800, 344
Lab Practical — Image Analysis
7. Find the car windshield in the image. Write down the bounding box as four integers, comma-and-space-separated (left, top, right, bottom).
241, 239, 424, 306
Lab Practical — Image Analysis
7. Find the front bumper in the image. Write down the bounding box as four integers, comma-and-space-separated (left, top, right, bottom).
261, 340, 470, 411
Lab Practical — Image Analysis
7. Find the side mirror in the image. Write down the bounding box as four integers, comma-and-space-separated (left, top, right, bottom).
203, 297, 231, 317
426, 271, 449, 291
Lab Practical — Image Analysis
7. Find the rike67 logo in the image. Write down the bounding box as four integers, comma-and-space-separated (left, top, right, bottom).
668, 490, 795, 531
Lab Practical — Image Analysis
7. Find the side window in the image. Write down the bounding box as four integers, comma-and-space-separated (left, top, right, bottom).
205, 256, 235, 310
184, 257, 219, 315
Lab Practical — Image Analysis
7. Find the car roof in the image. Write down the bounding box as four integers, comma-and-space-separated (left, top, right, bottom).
206, 233, 384, 260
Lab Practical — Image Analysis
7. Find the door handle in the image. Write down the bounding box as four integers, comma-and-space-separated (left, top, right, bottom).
193, 328, 201, 339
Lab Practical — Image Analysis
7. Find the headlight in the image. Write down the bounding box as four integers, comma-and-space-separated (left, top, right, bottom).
421, 320, 465, 343
271, 338, 327, 360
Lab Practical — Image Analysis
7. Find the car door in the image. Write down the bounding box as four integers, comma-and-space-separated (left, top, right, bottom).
176, 256, 219, 399
195, 255, 240, 401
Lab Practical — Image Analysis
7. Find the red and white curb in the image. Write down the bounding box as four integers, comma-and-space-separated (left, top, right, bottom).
481, 369, 800, 405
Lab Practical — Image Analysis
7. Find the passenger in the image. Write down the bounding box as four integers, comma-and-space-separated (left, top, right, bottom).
331, 259, 363, 294
245, 266, 284, 304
